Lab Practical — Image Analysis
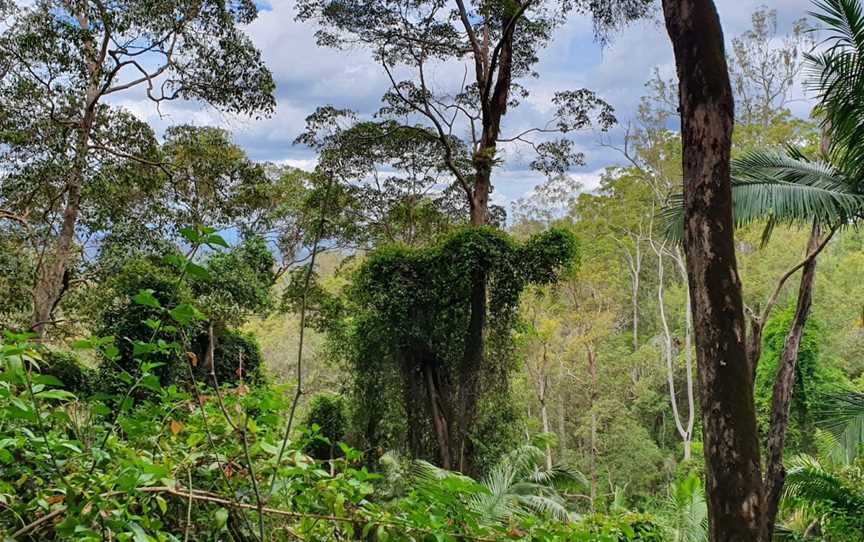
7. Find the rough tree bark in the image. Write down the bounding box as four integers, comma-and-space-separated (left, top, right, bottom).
661, 1, 764, 540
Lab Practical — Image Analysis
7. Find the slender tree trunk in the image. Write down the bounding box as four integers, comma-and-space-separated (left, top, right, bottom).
761, 224, 821, 540
538, 374, 553, 470
662, 1, 764, 540
628, 245, 642, 352
675, 247, 697, 461
657, 246, 692, 461
587, 344, 598, 510
558, 388, 567, 457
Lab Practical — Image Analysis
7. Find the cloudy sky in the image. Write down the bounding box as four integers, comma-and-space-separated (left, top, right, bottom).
116, 0, 819, 207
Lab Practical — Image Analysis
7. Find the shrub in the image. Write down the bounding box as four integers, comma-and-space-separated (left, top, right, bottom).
41, 350, 96, 397
192, 328, 264, 386
302, 393, 348, 459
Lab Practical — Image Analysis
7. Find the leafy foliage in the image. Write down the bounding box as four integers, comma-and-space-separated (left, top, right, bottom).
336, 227, 578, 471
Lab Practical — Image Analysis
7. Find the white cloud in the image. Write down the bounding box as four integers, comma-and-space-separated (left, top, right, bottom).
103, 0, 822, 205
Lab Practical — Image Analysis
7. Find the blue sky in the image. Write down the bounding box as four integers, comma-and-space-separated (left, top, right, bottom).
115, 0, 818, 208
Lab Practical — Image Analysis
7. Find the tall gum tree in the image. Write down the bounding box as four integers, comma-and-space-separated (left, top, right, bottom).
0, 0, 275, 335
296, 0, 652, 472
660, 0, 765, 540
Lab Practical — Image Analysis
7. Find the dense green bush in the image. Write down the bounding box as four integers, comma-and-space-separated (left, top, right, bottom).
94, 238, 273, 394
1, 334, 665, 541
755, 307, 851, 454
301, 393, 348, 459
41, 349, 97, 397
191, 328, 265, 386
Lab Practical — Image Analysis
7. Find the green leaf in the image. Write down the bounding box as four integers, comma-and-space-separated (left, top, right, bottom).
139, 375, 162, 393
214, 508, 229, 530
132, 290, 162, 309
179, 226, 202, 244
35, 389, 76, 401
202, 233, 229, 248
32, 374, 63, 387
184, 262, 211, 281
169, 304, 204, 325
132, 342, 156, 358
128, 521, 151, 542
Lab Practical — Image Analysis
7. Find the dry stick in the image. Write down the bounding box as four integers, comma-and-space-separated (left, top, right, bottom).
268, 176, 333, 498
12, 485, 499, 542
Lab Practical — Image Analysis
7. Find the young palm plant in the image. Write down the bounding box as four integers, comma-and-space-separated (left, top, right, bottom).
468, 444, 586, 523
662, 473, 708, 542
781, 454, 864, 539
379, 445, 585, 524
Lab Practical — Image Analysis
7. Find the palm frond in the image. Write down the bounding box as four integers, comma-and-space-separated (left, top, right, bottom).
663, 474, 708, 542
783, 455, 857, 513
815, 391, 864, 463
517, 494, 571, 522
806, 0, 864, 181
662, 150, 864, 243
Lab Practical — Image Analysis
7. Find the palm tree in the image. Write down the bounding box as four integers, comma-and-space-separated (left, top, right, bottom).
662, 473, 708, 542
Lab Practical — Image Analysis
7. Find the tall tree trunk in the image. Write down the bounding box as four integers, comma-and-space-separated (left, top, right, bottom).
761, 224, 821, 540
587, 344, 598, 510
455, 269, 486, 474
661, 1, 764, 540
31, 120, 92, 334
31, 4, 102, 335
422, 360, 452, 470
537, 373, 553, 470
470, 167, 492, 226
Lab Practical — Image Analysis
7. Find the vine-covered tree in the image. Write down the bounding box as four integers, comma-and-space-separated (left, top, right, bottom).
318, 227, 578, 473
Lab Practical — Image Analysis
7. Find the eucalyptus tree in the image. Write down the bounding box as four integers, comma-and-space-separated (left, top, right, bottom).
0, 0, 275, 335
660, 0, 764, 539
295, 0, 649, 227
295, 107, 471, 248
